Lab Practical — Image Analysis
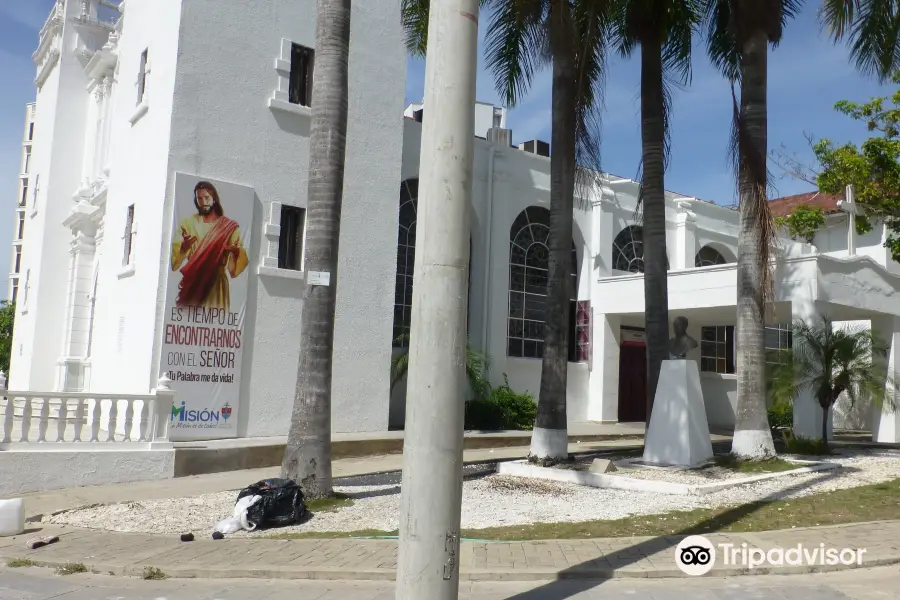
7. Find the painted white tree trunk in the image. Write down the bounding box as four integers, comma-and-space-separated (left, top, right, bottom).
394, 1, 479, 599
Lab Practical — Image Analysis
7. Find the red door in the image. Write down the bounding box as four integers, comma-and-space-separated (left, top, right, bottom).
618, 342, 648, 422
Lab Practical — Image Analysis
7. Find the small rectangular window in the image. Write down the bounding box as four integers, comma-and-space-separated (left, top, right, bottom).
16, 212, 25, 240
23, 148, 31, 174
137, 49, 149, 104
700, 325, 735, 374
14, 246, 21, 274
123, 205, 135, 265
11, 280, 18, 304
28, 122, 34, 141
20, 184, 28, 206
289, 43, 314, 107
278, 205, 306, 271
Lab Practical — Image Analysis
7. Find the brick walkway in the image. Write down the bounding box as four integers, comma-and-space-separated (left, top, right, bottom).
1, 520, 898, 581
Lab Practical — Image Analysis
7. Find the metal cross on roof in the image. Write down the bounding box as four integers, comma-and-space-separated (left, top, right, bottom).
837, 184, 864, 256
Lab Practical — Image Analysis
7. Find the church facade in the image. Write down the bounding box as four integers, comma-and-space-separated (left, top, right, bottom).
11, 0, 900, 442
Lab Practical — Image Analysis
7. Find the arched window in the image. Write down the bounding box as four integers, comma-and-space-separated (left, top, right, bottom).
392, 179, 473, 348
695, 245, 728, 267
508, 206, 577, 359
393, 179, 418, 347
613, 225, 645, 273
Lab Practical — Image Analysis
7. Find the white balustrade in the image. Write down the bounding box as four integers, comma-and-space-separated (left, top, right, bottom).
0, 372, 175, 449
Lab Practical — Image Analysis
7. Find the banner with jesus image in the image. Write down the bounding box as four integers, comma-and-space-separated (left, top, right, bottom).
162, 173, 253, 440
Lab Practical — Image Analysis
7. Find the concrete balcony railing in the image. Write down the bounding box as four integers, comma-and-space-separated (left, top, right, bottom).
0, 373, 175, 449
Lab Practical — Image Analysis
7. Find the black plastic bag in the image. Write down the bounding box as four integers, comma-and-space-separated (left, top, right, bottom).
236, 478, 307, 529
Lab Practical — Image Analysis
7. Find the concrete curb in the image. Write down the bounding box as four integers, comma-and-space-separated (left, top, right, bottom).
4, 554, 899, 582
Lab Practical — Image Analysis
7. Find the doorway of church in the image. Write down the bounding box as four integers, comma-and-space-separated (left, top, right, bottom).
618, 327, 647, 423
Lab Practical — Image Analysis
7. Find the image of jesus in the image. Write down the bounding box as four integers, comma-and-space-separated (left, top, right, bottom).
171, 181, 249, 312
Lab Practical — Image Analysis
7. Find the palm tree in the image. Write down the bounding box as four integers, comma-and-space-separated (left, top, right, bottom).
390, 334, 492, 402
704, 0, 900, 459
402, 0, 612, 463
616, 0, 700, 420
769, 317, 897, 450
280, 0, 351, 499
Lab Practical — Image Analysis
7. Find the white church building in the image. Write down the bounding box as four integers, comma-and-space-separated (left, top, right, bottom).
10, 0, 900, 444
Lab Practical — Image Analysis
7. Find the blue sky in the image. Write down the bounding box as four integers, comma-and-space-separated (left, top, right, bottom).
0, 1, 892, 301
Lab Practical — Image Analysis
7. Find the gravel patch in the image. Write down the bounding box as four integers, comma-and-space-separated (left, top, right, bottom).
44, 449, 900, 536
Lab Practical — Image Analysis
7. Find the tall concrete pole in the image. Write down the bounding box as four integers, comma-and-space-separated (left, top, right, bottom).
394, 0, 479, 598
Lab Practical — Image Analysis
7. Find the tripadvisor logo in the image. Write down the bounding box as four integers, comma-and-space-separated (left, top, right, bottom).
675, 534, 867, 576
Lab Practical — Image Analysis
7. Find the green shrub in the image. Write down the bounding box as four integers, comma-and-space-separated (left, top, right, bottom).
783, 431, 831, 455
464, 375, 536, 430
767, 401, 793, 430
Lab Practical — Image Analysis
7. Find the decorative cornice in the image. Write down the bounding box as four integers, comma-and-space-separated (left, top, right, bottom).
63, 200, 100, 236
33, 2, 65, 65
35, 49, 61, 88
674, 198, 697, 224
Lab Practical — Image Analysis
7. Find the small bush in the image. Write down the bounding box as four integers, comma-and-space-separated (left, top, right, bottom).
7, 558, 36, 568
56, 563, 87, 576
142, 566, 167, 580
465, 375, 535, 430
768, 401, 793, 430
783, 431, 831, 455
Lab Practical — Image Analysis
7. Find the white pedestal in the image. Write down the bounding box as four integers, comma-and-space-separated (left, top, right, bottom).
642, 360, 714, 467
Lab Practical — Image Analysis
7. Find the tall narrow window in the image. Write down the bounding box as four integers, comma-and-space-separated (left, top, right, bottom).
14, 246, 21, 274
20, 183, 28, 206
28, 122, 34, 141
278, 205, 306, 270
23, 148, 31, 174
289, 43, 314, 107
22, 269, 30, 308
137, 49, 149, 104
16, 213, 24, 240
122, 205, 135, 265
11, 280, 18, 304
393, 180, 418, 346
507, 206, 578, 360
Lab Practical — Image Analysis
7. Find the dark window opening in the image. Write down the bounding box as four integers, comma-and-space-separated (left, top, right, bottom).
122, 205, 135, 265
137, 49, 148, 104
278, 205, 306, 270
289, 44, 315, 107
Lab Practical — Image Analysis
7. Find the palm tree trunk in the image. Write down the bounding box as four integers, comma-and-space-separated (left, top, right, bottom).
821, 403, 829, 449
640, 37, 669, 422
731, 30, 776, 459
530, 0, 576, 463
280, 0, 351, 498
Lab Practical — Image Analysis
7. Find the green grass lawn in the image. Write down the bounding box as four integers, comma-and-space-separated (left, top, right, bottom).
271, 477, 900, 541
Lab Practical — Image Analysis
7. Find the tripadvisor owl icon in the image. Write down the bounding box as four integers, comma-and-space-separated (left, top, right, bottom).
676, 535, 716, 576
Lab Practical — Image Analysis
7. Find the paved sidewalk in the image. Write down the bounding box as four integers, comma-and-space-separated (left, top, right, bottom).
1, 520, 898, 582
3, 564, 900, 599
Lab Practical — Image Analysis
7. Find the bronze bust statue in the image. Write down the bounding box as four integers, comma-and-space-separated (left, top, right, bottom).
668, 316, 698, 359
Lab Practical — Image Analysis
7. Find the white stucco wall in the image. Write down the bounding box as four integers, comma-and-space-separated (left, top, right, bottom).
158, 0, 405, 436
0, 449, 174, 496
89, 0, 183, 396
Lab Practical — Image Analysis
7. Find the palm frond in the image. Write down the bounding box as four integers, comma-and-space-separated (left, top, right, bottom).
391, 333, 493, 401
402, 0, 495, 58
484, 0, 549, 107
769, 317, 899, 419
401, 0, 431, 57
821, 0, 900, 82
571, 0, 616, 206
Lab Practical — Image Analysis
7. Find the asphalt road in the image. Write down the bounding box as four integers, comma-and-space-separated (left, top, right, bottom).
3, 565, 900, 599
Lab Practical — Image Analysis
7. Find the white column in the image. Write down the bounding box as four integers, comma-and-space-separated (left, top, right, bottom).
99, 76, 114, 174
791, 298, 833, 440
56, 224, 97, 391
870, 315, 900, 443
673, 199, 697, 269
588, 312, 621, 422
